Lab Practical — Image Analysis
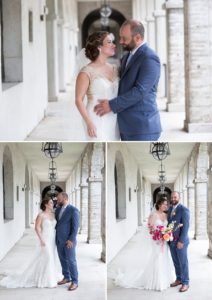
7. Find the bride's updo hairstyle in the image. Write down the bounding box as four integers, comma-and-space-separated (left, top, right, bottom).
85, 31, 109, 61
155, 197, 167, 210
40, 197, 51, 211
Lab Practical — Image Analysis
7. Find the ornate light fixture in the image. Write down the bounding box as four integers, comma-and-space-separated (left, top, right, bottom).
41, 142, 63, 159
48, 160, 57, 183
100, 0, 112, 26
150, 143, 170, 161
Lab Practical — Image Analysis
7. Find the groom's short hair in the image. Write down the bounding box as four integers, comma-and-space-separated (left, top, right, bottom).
121, 19, 145, 38
59, 192, 69, 199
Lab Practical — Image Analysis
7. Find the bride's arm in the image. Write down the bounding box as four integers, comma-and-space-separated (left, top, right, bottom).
75, 72, 97, 137
35, 214, 45, 247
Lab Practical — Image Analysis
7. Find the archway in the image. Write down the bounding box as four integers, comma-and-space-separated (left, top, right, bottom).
25, 165, 30, 228
2, 146, 14, 221
137, 170, 142, 226
81, 8, 126, 58
41, 185, 63, 208
114, 151, 126, 220
153, 186, 172, 206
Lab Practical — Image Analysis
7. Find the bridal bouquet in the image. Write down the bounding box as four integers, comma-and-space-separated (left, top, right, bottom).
148, 221, 183, 243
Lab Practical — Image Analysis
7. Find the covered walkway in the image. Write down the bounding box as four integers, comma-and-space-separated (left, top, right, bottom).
26, 88, 212, 142
108, 225, 212, 300
0, 228, 105, 300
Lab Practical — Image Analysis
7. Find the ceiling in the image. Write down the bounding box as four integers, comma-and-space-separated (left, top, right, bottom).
126, 143, 195, 184
18, 143, 87, 182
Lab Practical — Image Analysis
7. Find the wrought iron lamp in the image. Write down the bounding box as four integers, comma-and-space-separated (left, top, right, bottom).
100, 0, 112, 26
150, 142, 170, 161
41, 142, 63, 159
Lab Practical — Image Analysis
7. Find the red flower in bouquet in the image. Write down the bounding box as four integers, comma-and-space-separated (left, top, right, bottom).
148, 221, 183, 244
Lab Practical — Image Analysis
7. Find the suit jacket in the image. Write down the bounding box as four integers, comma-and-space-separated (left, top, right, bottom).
167, 203, 190, 244
109, 43, 162, 135
55, 204, 80, 245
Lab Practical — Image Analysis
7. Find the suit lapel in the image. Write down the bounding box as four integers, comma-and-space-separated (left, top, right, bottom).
120, 44, 147, 79
57, 205, 70, 223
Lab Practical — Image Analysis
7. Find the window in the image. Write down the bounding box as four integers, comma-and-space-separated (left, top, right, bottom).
3, 146, 14, 221
114, 151, 126, 220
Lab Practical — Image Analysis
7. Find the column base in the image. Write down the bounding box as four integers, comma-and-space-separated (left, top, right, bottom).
48, 96, 58, 102
167, 102, 185, 112
184, 121, 212, 133
101, 251, 106, 262
87, 238, 101, 244
194, 234, 208, 240
208, 248, 212, 259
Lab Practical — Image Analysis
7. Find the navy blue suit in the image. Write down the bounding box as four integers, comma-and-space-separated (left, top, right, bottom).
109, 43, 162, 140
55, 204, 80, 284
167, 204, 190, 285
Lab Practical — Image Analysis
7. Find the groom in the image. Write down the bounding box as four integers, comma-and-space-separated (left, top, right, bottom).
55, 192, 80, 291
94, 19, 162, 141
167, 191, 190, 292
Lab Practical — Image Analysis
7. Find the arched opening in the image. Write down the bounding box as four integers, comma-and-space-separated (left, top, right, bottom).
114, 151, 126, 220
0, 0, 23, 87
2, 146, 14, 221
81, 8, 126, 58
137, 170, 142, 226
153, 186, 172, 206
41, 185, 63, 208
25, 165, 30, 228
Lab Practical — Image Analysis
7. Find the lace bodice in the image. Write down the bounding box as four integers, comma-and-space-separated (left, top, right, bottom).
79, 64, 120, 141
80, 64, 119, 101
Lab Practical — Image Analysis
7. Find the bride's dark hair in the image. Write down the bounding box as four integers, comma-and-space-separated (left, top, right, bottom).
40, 197, 51, 211
155, 197, 167, 210
85, 31, 109, 61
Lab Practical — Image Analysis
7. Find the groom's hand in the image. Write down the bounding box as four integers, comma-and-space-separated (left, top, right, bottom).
66, 240, 74, 248
177, 241, 184, 249
94, 100, 111, 116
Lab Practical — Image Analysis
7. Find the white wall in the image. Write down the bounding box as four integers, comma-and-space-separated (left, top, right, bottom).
0, 144, 40, 260
0, 0, 48, 140
107, 143, 146, 262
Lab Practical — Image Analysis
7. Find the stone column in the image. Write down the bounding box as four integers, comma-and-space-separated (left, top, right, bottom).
194, 144, 209, 239
184, 0, 212, 132
79, 153, 89, 235
75, 187, 80, 210
101, 164, 106, 262
187, 184, 195, 231
146, 0, 155, 49
46, 0, 59, 101
87, 143, 104, 244
208, 143, 212, 258
182, 187, 187, 207
153, 0, 167, 98
165, 0, 185, 112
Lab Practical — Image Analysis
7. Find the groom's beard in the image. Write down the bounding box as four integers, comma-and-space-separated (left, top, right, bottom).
122, 40, 136, 51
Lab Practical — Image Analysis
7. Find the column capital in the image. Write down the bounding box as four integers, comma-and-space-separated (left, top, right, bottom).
88, 176, 103, 183
194, 178, 208, 184
165, 0, 183, 10
79, 183, 88, 188
187, 184, 194, 189
153, 10, 166, 18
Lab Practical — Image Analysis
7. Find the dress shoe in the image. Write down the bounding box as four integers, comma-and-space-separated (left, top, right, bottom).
57, 278, 71, 285
179, 285, 189, 292
170, 280, 182, 287
68, 282, 78, 291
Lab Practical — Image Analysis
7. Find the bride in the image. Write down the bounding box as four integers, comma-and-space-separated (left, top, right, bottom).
114, 197, 174, 291
0, 198, 62, 288
75, 31, 120, 141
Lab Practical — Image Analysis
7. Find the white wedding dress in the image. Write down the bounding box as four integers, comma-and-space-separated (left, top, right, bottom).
80, 64, 120, 141
0, 217, 62, 288
113, 217, 174, 291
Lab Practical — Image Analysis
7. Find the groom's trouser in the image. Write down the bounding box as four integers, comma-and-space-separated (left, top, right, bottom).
120, 132, 160, 141
169, 242, 189, 285
57, 242, 78, 284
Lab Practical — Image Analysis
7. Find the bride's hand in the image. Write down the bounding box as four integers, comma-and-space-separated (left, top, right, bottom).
87, 122, 97, 137
40, 240, 46, 247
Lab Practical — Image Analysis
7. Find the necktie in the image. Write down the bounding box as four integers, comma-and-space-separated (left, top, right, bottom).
125, 52, 133, 67
59, 206, 65, 220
